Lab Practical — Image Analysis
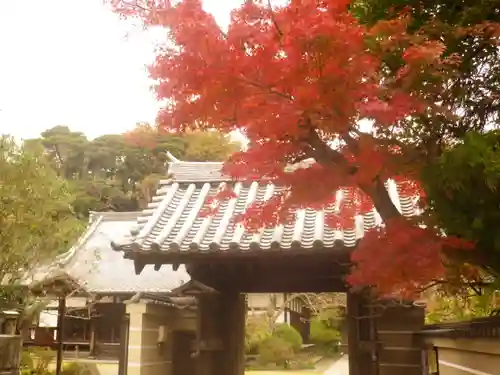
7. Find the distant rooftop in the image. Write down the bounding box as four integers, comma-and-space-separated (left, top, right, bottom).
166, 160, 228, 183
32, 211, 190, 294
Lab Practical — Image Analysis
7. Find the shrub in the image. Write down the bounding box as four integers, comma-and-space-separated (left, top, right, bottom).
20, 347, 55, 375
258, 336, 294, 366
273, 323, 303, 352
61, 362, 93, 375
245, 315, 271, 354
310, 316, 340, 345
309, 316, 341, 357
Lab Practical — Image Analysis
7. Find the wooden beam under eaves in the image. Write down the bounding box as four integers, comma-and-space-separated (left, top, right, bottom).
170, 280, 219, 296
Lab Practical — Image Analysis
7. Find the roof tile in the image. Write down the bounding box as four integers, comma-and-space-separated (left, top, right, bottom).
34, 212, 190, 293
116, 162, 418, 254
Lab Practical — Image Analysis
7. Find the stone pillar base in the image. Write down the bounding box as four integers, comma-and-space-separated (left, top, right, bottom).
126, 302, 196, 375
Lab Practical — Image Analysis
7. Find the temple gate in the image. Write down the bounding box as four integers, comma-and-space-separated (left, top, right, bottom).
112, 159, 425, 375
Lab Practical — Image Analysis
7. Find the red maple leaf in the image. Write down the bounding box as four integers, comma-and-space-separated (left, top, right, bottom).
110, 0, 488, 297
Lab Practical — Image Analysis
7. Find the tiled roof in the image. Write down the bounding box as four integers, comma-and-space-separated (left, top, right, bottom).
33, 211, 190, 294
166, 161, 230, 182
112, 161, 417, 255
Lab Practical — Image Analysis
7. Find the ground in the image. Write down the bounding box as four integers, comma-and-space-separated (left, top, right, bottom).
246, 355, 348, 375
50, 354, 349, 375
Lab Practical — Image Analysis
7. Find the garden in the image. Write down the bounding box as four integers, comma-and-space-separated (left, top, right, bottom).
17, 348, 94, 375
244, 311, 342, 372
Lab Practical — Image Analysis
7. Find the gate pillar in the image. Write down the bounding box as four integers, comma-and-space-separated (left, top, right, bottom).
347, 290, 378, 375
194, 293, 221, 375
376, 302, 425, 375
195, 292, 246, 375
219, 292, 246, 375
347, 292, 426, 375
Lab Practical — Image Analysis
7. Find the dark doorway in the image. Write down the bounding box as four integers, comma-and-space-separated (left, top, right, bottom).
172, 331, 196, 375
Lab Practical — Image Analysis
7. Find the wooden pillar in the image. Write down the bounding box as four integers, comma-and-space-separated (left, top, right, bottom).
218, 292, 246, 375
302, 307, 311, 344
195, 293, 222, 375
347, 290, 377, 375
347, 290, 361, 375
195, 292, 246, 375
89, 318, 97, 357
283, 293, 289, 324
55, 297, 66, 375
118, 314, 130, 375
172, 331, 196, 375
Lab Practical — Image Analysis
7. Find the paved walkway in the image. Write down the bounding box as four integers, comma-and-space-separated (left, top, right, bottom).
323, 355, 349, 375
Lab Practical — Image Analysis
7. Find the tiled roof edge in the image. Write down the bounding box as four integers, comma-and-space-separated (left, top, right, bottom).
164, 159, 317, 184
89, 211, 140, 222
30, 270, 86, 293
50, 215, 105, 269
22, 216, 106, 287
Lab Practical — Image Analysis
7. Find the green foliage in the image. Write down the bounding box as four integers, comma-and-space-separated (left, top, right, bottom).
310, 316, 340, 345
61, 362, 93, 375
353, 0, 500, 139
0, 124, 238, 326
258, 336, 294, 367
26, 125, 239, 219
308, 313, 342, 357
20, 347, 91, 375
272, 323, 303, 352
425, 288, 500, 323
183, 131, 239, 161
20, 347, 55, 375
245, 315, 271, 354
0, 137, 84, 292
421, 131, 500, 277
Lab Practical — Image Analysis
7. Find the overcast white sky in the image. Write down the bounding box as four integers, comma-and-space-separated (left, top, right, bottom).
0, 0, 243, 140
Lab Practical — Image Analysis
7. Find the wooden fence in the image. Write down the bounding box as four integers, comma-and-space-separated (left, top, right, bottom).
420, 316, 500, 375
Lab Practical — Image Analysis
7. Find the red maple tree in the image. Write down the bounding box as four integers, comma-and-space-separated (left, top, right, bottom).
111, 0, 487, 298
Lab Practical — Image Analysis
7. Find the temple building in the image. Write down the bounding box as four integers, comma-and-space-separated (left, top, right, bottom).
28, 211, 194, 365
27, 209, 309, 373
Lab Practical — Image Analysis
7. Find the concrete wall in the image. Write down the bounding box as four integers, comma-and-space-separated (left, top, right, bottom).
126, 302, 196, 375
246, 293, 304, 312
246, 293, 284, 309
246, 293, 306, 324
246, 294, 291, 324
425, 337, 500, 375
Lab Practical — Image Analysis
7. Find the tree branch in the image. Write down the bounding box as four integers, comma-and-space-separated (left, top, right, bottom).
267, 0, 283, 38
304, 126, 354, 172
306, 126, 402, 220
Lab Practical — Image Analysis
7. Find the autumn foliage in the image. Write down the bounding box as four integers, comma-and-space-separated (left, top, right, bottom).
110, 0, 498, 297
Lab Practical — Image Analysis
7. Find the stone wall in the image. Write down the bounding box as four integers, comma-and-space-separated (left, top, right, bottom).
126, 302, 196, 375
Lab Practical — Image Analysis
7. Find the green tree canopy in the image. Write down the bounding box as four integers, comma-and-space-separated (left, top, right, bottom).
0, 136, 83, 301
422, 131, 500, 281
27, 124, 240, 218
353, 0, 500, 146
